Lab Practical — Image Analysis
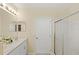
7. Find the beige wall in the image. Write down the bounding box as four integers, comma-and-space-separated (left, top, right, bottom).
16, 9, 35, 54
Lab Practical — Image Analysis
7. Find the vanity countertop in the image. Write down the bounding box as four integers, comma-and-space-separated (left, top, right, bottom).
3, 38, 27, 55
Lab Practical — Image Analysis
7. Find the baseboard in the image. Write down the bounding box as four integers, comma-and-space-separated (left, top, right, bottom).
27, 52, 36, 55
27, 49, 55, 55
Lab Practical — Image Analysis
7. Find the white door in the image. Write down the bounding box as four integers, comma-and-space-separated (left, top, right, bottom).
64, 13, 79, 55
55, 19, 68, 55
35, 18, 52, 54
55, 20, 64, 55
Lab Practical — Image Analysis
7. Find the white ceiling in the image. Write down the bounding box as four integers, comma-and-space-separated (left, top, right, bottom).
9, 3, 79, 19
13, 3, 79, 8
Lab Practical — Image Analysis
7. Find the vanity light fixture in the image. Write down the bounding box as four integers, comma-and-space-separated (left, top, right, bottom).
0, 3, 17, 16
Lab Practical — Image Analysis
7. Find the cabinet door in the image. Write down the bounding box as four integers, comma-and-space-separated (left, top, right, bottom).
8, 41, 27, 55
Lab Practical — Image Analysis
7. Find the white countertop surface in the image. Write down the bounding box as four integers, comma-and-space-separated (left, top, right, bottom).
3, 38, 26, 55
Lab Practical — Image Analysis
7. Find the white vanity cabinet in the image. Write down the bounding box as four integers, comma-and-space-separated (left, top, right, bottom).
8, 41, 27, 55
